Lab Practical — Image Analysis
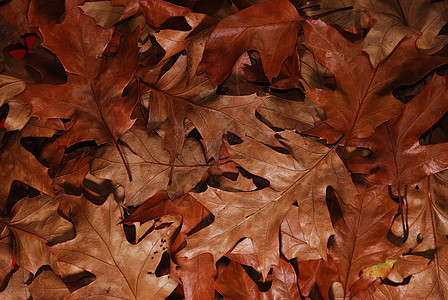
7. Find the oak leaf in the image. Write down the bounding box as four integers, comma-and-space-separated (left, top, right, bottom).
138, 54, 277, 162
215, 258, 299, 299
256, 94, 323, 132
180, 131, 358, 278
327, 183, 399, 296
387, 174, 448, 299
4, 101, 31, 132
280, 206, 321, 262
297, 258, 340, 300
0, 195, 75, 274
197, 0, 304, 85
91, 126, 208, 205
15, 0, 139, 148
0, 231, 13, 288
28, 269, 70, 300
153, 12, 216, 83
0, 267, 31, 300
0, 75, 25, 108
79, 1, 124, 28
303, 19, 448, 144
176, 253, 216, 300
0, 133, 54, 210
52, 195, 181, 299
359, 0, 448, 65
348, 74, 448, 188
110, 0, 191, 27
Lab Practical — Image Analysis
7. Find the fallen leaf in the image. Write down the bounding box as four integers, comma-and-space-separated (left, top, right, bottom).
4, 101, 31, 132
0, 132, 54, 210
138, 54, 277, 162
0, 267, 31, 299
0, 194, 75, 274
111, 0, 191, 27
91, 126, 209, 205
15, 0, 139, 147
303, 19, 448, 144
348, 74, 448, 188
198, 0, 304, 85
52, 195, 181, 299
80, 1, 124, 28
328, 183, 399, 295
176, 253, 216, 300
28, 269, 70, 300
180, 131, 358, 278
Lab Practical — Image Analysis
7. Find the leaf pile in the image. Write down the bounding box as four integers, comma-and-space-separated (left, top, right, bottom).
0, 0, 448, 299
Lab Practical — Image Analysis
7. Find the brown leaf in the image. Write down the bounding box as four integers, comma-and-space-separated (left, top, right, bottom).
348, 74, 448, 188
80, 1, 124, 28
180, 131, 358, 278
303, 19, 448, 144
328, 183, 399, 295
110, 0, 191, 27
0, 231, 13, 288
139, 54, 277, 162
176, 253, 217, 300
0, 0, 29, 34
297, 258, 340, 300
0, 133, 54, 210
53, 154, 90, 195
215, 260, 261, 299
0, 74, 26, 108
0, 194, 75, 274
91, 126, 208, 205
280, 206, 321, 262
0, 267, 31, 299
52, 195, 181, 299
198, 0, 304, 85
215, 258, 299, 299
15, 0, 139, 147
0, 15, 20, 72
225, 238, 260, 271
153, 12, 215, 83
4, 101, 31, 132
256, 94, 323, 132
387, 173, 448, 299
28, 269, 70, 300
359, 0, 448, 62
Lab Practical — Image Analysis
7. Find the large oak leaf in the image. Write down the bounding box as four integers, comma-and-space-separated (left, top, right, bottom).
138, 54, 277, 162
348, 74, 448, 188
179, 131, 358, 278
0, 195, 75, 274
386, 174, 448, 299
197, 0, 304, 85
91, 127, 208, 206
303, 19, 448, 144
15, 0, 139, 148
328, 183, 399, 296
52, 195, 181, 299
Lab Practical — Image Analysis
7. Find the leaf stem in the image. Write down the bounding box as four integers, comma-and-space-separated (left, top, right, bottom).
398, 184, 409, 243
135, 76, 149, 126
115, 140, 133, 182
